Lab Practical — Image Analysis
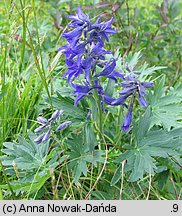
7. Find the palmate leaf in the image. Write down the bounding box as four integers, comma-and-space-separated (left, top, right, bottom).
0, 134, 66, 195
138, 64, 166, 81
0, 134, 65, 174
67, 128, 104, 183
1, 135, 49, 171
120, 51, 166, 80
148, 76, 182, 130
112, 109, 182, 183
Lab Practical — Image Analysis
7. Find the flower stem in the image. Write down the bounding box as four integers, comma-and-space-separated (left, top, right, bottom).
116, 106, 122, 145
92, 89, 104, 150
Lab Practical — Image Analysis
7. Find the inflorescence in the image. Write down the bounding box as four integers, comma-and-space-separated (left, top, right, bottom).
34, 110, 71, 144
58, 5, 153, 132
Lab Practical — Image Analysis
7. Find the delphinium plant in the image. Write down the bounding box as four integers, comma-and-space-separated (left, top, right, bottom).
1, 4, 182, 200
33, 5, 153, 146
58, 5, 153, 134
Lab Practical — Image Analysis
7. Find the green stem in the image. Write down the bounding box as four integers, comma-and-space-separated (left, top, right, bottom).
96, 94, 103, 133
116, 106, 122, 145
92, 89, 103, 150
90, 77, 103, 132
117, 106, 122, 134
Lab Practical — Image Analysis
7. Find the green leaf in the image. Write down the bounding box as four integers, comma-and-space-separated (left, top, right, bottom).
114, 110, 182, 182
105, 79, 115, 97
85, 123, 97, 151
0, 134, 64, 175
148, 77, 182, 130
110, 164, 122, 186
135, 107, 151, 142
67, 134, 104, 183
89, 96, 98, 122
51, 93, 86, 119
138, 64, 166, 81
0, 170, 50, 196
156, 170, 170, 190
126, 51, 142, 68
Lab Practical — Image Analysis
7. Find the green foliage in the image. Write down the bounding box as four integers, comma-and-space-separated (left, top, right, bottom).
0, 135, 66, 197
67, 126, 105, 183
112, 109, 182, 183
148, 77, 182, 130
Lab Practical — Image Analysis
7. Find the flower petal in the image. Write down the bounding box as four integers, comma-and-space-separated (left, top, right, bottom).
48, 110, 64, 122
34, 133, 45, 144
142, 81, 154, 88
121, 103, 133, 132
139, 95, 148, 107
36, 117, 48, 125
34, 125, 46, 133
74, 94, 85, 106
54, 121, 72, 133
42, 129, 51, 143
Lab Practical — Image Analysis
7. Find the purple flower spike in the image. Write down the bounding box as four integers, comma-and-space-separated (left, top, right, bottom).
34, 109, 71, 144
61, 5, 118, 87
54, 121, 72, 133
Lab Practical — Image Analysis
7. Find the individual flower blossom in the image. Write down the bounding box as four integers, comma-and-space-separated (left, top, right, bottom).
63, 57, 83, 84
54, 121, 72, 133
111, 94, 132, 106
72, 83, 103, 106
42, 129, 51, 143
94, 58, 124, 81
34, 110, 71, 144
34, 124, 47, 133
94, 58, 116, 78
103, 95, 116, 105
90, 41, 111, 57
34, 133, 46, 144
67, 5, 91, 28
86, 17, 117, 43
63, 27, 84, 46
36, 116, 48, 124
121, 102, 133, 132
48, 110, 64, 122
